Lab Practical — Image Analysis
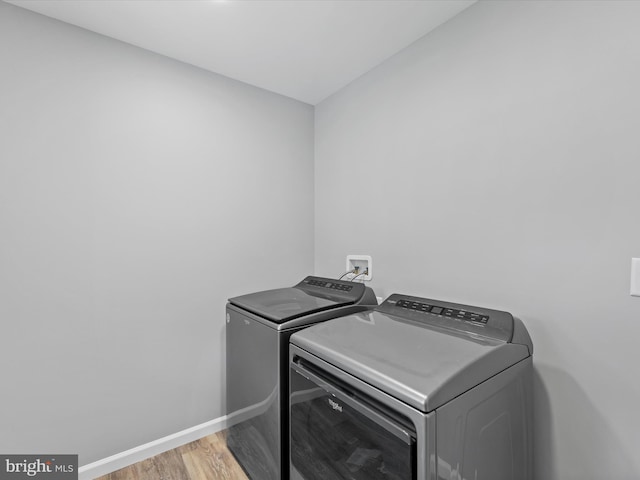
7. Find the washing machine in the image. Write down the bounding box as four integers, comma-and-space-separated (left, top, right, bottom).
226, 276, 377, 480
289, 293, 533, 480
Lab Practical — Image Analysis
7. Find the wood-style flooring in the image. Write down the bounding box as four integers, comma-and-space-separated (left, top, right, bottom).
95, 432, 248, 480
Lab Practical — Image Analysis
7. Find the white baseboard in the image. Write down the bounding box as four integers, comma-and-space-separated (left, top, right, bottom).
78, 415, 229, 480
77, 393, 273, 480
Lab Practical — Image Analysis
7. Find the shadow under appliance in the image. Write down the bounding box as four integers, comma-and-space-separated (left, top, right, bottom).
289, 293, 534, 480
226, 276, 377, 480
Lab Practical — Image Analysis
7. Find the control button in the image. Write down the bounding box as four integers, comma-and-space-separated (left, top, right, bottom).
397, 299, 412, 308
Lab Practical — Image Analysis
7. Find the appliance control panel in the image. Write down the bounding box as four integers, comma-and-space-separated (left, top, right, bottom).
295, 276, 370, 303
304, 278, 354, 292
394, 299, 489, 324
378, 294, 514, 343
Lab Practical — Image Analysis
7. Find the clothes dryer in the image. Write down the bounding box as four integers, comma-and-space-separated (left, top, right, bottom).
289, 293, 533, 480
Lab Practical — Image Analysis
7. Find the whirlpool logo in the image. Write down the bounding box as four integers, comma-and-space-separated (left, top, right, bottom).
1, 455, 77, 479
328, 398, 343, 413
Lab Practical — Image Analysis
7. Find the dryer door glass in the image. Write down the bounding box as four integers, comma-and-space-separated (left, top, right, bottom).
290, 360, 415, 480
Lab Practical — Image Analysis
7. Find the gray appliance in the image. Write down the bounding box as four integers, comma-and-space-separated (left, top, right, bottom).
289, 293, 533, 480
226, 276, 377, 480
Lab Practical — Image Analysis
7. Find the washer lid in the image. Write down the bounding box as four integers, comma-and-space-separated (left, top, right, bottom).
228, 276, 367, 324
290, 295, 531, 412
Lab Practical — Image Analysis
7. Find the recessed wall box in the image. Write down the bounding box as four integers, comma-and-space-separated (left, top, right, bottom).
345, 255, 372, 281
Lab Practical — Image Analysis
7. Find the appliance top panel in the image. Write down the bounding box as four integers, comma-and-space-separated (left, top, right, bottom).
290, 294, 531, 412
227, 276, 368, 324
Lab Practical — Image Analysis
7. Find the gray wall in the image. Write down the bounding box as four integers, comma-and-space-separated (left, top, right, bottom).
315, 1, 640, 479
0, 2, 314, 465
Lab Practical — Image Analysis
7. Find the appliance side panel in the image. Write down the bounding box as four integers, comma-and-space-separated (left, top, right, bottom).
226, 306, 278, 413
226, 305, 281, 480
436, 358, 533, 480
278, 329, 298, 480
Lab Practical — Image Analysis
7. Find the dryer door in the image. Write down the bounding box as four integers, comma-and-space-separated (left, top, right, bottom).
290, 357, 416, 480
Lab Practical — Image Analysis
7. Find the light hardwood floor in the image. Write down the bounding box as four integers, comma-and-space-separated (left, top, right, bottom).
95, 432, 248, 480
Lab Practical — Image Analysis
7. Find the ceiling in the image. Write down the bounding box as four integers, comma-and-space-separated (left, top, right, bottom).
5, 0, 476, 105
